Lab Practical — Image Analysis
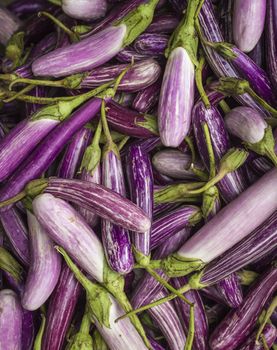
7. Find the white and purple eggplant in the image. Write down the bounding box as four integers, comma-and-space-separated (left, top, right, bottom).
134, 33, 169, 56
126, 144, 154, 264
132, 79, 160, 113
147, 13, 179, 34
0, 6, 21, 45
266, 0, 277, 92
240, 323, 277, 350
32, 0, 160, 77
0, 289, 22, 350
233, 0, 266, 53
21, 211, 62, 311
62, 0, 107, 21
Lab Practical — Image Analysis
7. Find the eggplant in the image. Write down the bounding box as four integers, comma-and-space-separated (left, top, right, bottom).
62, 0, 107, 21
233, 0, 266, 53
21, 211, 61, 311
126, 144, 153, 262
115, 47, 150, 63
0, 6, 21, 45
7, 0, 48, 17
134, 33, 169, 56
209, 265, 277, 350
132, 80, 160, 113
266, 0, 277, 91
216, 274, 243, 308
240, 323, 277, 350
147, 13, 179, 34
248, 35, 265, 68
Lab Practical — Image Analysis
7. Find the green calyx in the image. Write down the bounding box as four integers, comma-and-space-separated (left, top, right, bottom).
202, 186, 220, 219
5, 32, 25, 71
133, 247, 151, 267
72, 25, 92, 35
161, 253, 205, 277
136, 114, 158, 135
205, 41, 237, 60
0, 247, 23, 283
154, 182, 204, 204
115, 0, 160, 48
189, 208, 203, 226
237, 269, 259, 286
244, 125, 277, 167
92, 329, 109, 350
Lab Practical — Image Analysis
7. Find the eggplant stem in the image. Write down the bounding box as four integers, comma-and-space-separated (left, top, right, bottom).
184, 136, 196, 165
101, 100, 113, 146
195, 54, 210, 108
245, 87, 277, 118
118, 136, 130, 151
218, 100, 231, 114
34, 313, 46, 350
202, 122, 216, 179
0, 191, 27, 208
79, 302, 91, 335
266, 148, 277, 167
184, 305, 195, 350
256, 296, 277, 342
3, 84, 35, 103
9, 77, 65, 90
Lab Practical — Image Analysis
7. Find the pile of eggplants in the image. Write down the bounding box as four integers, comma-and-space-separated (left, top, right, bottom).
0, 0, 276, 349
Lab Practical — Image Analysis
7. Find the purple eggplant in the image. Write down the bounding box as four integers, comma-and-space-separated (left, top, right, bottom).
233, 0, 266, 53
0, 289, 23, 350
22, 310, 35, 350
115, 47, 151, 63
62, 0, 107, 20
266, 0, 277, 91
216, 274, 243, 308
134, 33, 169, 56
132, 79, 160, 113
209, 265, 277, 350
7, 0, 47, 17
0, 6, 21, 45
172, 277, 208, 350
218, 0, 233, 43
22, 211, 61, 311
126, 144, 153, 262
240, 323, 277, 350
248, 35, 265, 68
147, 13, 178, 34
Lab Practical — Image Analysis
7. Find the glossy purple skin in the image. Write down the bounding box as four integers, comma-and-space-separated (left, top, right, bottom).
225, 106, 267, 144
192, 102, 247, 203
102, 151, 134, 274
22, 211, 62, 311
209, 266, 277, 350
7, 0, 47, 17
168, 0, 186, 13
42, 265, 82, 350
134, 136, 161, 153
132, 79, 160, 113
0, 116, 59, 182
0, 290, 22, 350
233, 0, 266, 53
134, 33, 168, 56
148, 290, 187, 350
32, 25, 127, 77
0, 98, 102, 206
231, 46, 276, 105
147, 13, 179, 34
248, 35, 265, 68
216, 274, 243, 308
0, 208, 30, 266
115, 47, 150, 63
173, 277, 208, 350
153, 202, 180, 219
199, 0, 267, 114
218, 0, 233, 43
240, 323, 277, 350
149, 337, 165, 350
266, 0, 277, 91
200, 210, 277, 286
62, 0, 107, 21
26, 33, 58, 64
22, 310, 35, 350
150, 205, 200, 251
126, 144, 153, 257
45, 178, 151, 233
177, 169, 277, 264
158, 47, 195, 147
58, 127, 92, 179
78, 166, 101, 227
0, 6, 21, 45
106, 100, 157, 138
131, 228, 191, 309
80, 59, 161, 92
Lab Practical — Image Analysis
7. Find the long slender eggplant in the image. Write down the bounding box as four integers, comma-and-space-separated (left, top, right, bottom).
266, 0, 277, 91
22, 211, 61, 311
126, 144, 153, 263
132, 80, 160, 113
62, 0, 107, 21
0, 289, 23, 350
241, 323, 277, 350
0, 6, 21, 45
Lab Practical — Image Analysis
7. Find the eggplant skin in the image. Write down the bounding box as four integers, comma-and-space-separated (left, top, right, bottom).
0, 289, 23, 350
62, 0, 107, 21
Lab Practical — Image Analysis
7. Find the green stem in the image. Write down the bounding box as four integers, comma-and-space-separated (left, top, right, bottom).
118, 136, 130, 151
3, 84, 35, 103
79, 304, 91, 334
184, 136, 196, 165
91, 120, 103, 148
34, 313, 46, 350
202, 122, 216, 179
48, 0, 62, 5
261, 334, 270, 350
195, 55, 210, 108
0, 73, 17, 82
185, 171, 225, 195
0, 191, 27, 208
38, 12, 79, 42
256, 296, 277, 342
101, 100, 113, 146
219, 100, 231, 114
245, 87, 277, 118
184, 305, 195, 350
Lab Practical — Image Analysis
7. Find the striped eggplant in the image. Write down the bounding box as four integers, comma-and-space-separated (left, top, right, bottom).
0, 290, 22, 350
126, 144, 153, 263
21, 211, 61, 311
62, 0, 107, 20
266, 0, 277, 91
32, 0, 160, 77
147, 13, 178, 34
132, 80, 160, 113
209, 265, 277, 350
233, 0, 266, 53
0, 6, 21, 45
7, 0, 47, 17
240, 323, 277, 350
149, 337, 165, 350
172, 277, 208, 350
115, 47, 150, 63
215, 274, 243, 308
134, 33, 169, 56
218, 0, 233, 43
248, 35, 265, 68
153, 202, 180, 219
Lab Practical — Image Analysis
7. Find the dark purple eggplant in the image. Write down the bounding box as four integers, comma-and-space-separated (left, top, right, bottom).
147, 13, 179, 34
134, 33, 168, 56
7, 0, 48, 18
266, 0, 277, 91
240, 323, 277, 350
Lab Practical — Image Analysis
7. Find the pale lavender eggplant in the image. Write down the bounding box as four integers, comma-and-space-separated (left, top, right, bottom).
22, 211, 62, 311
134, 33, 169, 56
152, 149, 201, 180
126, 144, 153, 259
106, 100, 157, 138
266, 0, 277, 91
132, 80, 160, 113
102, 151, 134, 274
175, 169, 277, 268
32, 25, 127, 77
150, 205, 201, 250
148, 290, 187, 350
0, 98, 102, 206
0, 208, 30, 266
225, 106, 267, 143
33, 193, 106, 283
57, 127, 92, 179
0, 289, 22, 350
158, 47, 195, 147
147, 13, 179, 34
79, 59, 161, 92
172, 277, 208, 350
240, 323, 277, 350
192, 101, 247, 203
62, 0, 107, 20
216, 274, 243, 308
116, 47, 150, 63
0, 6, 21, 45
7, 0, 47, 17
209, 265, 277, 350
233, 0, 266, 53
42, 265, 82, 350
